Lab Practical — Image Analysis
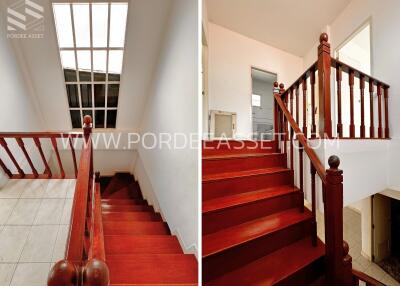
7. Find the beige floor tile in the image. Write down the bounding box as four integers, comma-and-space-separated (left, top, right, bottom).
65, 180, 76, 199
19, 180, 49, 199
19, 225, 59, 263
51, 225, 69, 262
0, 226, 31, 262
0, 181, 28, 199
34, 199, 65, 225
0, 199, 18, 225
0, 264, 16, 286
6, 199, 42, 225
60, 199, 73, 225
10, 263, 50, 286
43, 180, 70, 198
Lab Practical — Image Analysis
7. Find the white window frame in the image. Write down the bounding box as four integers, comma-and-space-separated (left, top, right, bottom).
53, 2, 128, 129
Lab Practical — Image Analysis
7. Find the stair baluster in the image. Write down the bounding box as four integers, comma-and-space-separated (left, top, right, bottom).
360, 75, 366, 138
349, 70, 355, 138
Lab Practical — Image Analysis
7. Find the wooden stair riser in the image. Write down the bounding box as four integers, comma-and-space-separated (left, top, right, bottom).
102, 212, 162, 222
203, 219, 313, 283
203, 170, 293, 201
276, 257, 325, 286
203, 153, 286, 175
203, 191, 302, 234
203, 141, 277, 156
101, 199, 146, 205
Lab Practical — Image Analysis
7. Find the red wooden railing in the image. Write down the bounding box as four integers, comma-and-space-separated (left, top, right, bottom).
47, 116, 109, 286
0, 132, 83, 179
273, 34, 389, 286
278, 33, 390, 139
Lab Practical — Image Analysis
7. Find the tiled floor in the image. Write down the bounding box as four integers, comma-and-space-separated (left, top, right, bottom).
0, 179, 75, 286
313, 204, 400, 286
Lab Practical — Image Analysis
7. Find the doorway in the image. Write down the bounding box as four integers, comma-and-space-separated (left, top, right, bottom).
335, 22, 372, 137
251, 68, 277, 140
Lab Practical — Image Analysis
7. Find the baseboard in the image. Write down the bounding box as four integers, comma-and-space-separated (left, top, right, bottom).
172, 227, 198, 258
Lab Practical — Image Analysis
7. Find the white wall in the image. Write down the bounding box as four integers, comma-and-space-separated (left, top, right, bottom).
0, 7, 47, 187
133, 0, 198, 255
208, 23, 303, 138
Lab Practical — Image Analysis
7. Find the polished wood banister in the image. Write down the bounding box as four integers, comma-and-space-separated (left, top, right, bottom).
352, 268, 386, 286
0, 132, 83, 138
331, 58, 390, 88
280, 62, 317, 98
273, 93, 326, 182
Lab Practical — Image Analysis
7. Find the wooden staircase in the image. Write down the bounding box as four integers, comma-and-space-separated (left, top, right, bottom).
202, 140, 325, 285
101, 173, 198, 285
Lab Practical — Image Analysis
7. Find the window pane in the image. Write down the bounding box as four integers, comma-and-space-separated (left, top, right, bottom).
92, 4, 108, 47
77, 50, 91, 70
60, 51, 76, 69
66, 84, 79, 107
107, 110, 117, 128
77, 50, 91, 81
82, 110, 93, 122
93, 50, 107, 81
80, 84, 92, 107
107, 84, 119, 107
53, 4, 74, 48
108, 50, 123, 81
64, 69, 77, 82
73, 4, 90, 47
109, 3, 128, 47
95, 110, 105, 128
70, 110, 81, 128
94, 84, 105, 107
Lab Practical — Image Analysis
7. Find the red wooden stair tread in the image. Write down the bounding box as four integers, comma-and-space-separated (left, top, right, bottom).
102, 211, 162, 221
203, 185, 299, 213
206, 237, 325, 285
105, 235, 183, 254
203, 208, 312, 257
103, 221, 169, 235
102, 198, 145, 205
203, 167, 290, 182
203, 152, 279, 160
107, 254, 197, 284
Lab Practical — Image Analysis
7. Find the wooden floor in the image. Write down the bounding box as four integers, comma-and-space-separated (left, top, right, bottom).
101, 173, 198, 285
202, 140, 325, 285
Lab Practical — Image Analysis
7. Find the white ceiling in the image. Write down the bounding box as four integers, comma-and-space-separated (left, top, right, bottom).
206, 0, 351, 57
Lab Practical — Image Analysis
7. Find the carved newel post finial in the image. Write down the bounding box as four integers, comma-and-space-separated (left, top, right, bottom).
328, 155, 340, 169
83, 259, 110, 286
279, 83, 285, 94
83, 115, 93, 140
47, 260, 78, 286
273, 81, 280, 94
320, 32, 329, 43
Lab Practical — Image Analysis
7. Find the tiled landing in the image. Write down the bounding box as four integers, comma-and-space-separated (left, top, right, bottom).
0, 179, 75, 286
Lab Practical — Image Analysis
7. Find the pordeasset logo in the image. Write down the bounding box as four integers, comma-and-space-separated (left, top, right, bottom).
7, 0, 44, 39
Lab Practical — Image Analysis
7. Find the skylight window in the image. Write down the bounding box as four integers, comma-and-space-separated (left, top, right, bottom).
53, 2, 128, 129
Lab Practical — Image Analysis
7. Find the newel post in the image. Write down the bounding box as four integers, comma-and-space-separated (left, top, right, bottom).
83, 115, 93, 142
273, 82, 280, 143
324, 155, 351, 285
317, 33, 332, 138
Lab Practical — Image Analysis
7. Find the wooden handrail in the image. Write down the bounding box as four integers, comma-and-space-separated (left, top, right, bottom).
0, 132, 83, 138
47, 116, 109, 286
274, 85, 352, 286
352, 269, 386, 286
274, 93, 326, 183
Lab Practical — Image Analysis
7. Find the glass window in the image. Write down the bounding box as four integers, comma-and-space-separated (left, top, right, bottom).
95, 110, 105, 128
94, 84, 106, 107
80, 84, 92, 107
107, 110, 117, 128
53, 2, 127, 129
66, 84, 79, 107
252, 94, 261, 107
107, 84, 119, 107
70, 110, 81, 128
